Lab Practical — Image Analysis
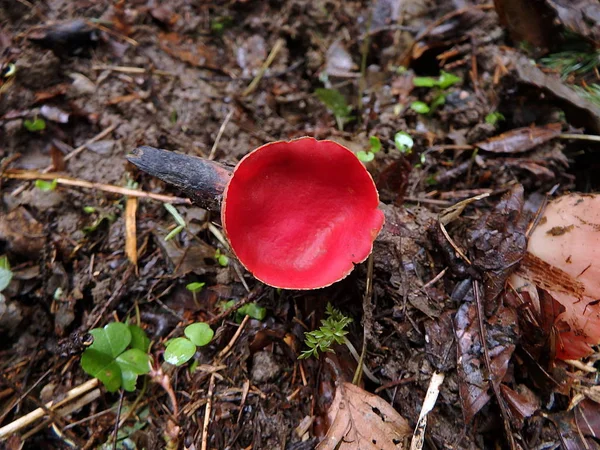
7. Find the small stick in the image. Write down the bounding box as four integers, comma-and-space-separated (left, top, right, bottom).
559, 133, 600, 143
0, 378, 99, 440
242, 39, 285, 97
208, 109, 234, 160
200, 373, 216, 450
217, 314, 250, 360
92, 65, 175, 77
3, 170, 191, 204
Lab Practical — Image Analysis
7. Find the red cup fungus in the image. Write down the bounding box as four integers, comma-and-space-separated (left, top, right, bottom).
221, 137, 385, 290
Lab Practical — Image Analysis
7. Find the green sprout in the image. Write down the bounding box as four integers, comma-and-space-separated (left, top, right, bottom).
83, 206, 96, 214
80, 322, 151, 392
485, 111, 505, 126
164, 203, 186, 241
357, 136, 382, 163
214, 249, 229, 267
299, 303, 353, 359
23, 117, 46, 132
34, 179, 58, 192
411, 70, 461, 114
0, 255, 12, 292
315, 88, 355, 131
163, 322, 214, 366
221, 300, 267, 322
394, 131, 414, 154
410, 101, 430, 114
186, 281, 206, 304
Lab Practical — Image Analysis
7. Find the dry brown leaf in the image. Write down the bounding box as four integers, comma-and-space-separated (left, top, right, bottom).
475, 123, 562, 153
125, 196, 138, 266
317, 382, 411, 450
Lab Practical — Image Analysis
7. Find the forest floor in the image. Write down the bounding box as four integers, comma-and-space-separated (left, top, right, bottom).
1, 0, 600, 449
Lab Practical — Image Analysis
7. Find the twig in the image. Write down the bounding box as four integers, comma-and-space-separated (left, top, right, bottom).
217, 314, 250, 360
353, 254, 376, 385
410, 372, 445, 450
242, 38, 285, 97
201, 373, 216, 450
473, 280, 516, 450
208, 109, 234, 160
0, 378, 99, 440
3, 170, 192, 204
559, 133, 600, 142
112, 389, 125, 450
92, 65, 176, 77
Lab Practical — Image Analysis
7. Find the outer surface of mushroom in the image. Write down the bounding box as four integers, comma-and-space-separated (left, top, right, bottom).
526, 193, 600, 359
222, 137, 385, 290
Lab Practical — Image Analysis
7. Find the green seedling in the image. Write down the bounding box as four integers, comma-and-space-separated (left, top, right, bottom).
485, 112, 505, 126
411, 70, 461, 114
83, 206, 96, 214
299, 303, 353, 359
23, 117, 46, 132
315, 88, 355, 131
163, 322, 214, 366
83, 212, 116, 234
357, 136, 382, 163
214, 249, 229, 267
210, 16, 233, 34
80, 322, 151, 392
34, 179, 58, 192
394, 131, 414, 154
221, 300, 267, 322
0, 255, 12, 292
410, 101, 430, 114
186, 281, 206, 304
164, 203, 186, 241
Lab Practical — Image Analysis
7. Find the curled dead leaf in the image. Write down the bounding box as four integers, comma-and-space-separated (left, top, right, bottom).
317, 381, 411, 450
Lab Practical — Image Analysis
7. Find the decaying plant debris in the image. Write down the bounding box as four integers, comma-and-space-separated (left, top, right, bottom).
1, 0, 600, 449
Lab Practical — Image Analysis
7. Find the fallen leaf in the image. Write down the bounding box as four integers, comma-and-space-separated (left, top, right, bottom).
547, 0, 600, 45
125, 197, 138, 266
318, 381, 411, 449
493, 0, 556, 51
500, 384, 540, 428
475, 123, 562, 153
468, 184, 528, 314
455, 301, 518, 423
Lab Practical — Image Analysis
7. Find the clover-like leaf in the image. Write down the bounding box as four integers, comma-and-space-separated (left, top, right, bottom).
184, 323, 214, 347
129, 325, 150, 352
89, 322, 131, 358
164, 337, 196, 366
116, 348, 151, 392
81, 349, 122, 392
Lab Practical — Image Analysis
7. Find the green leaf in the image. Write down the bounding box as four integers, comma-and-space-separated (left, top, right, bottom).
437, 71, 462, 89
369, 136, 381, 153
215, 250, 229, 267
23, 118, 46, 132
34, 179, 58, 192
315, 88, 354, 131
0, 256, 12, 292
165, 225, 184, 241
184, 323, 214, 347
164, 338, 196, 366
485, 112, 505, 125
120, 369, 138, 392
164, 203, 186, 227
116, 349, 151, 375
128, 325, 150, 352
430, 93, 446, 110
83, 206, 96, 214
413, 76, 437, 87
89, 322, 131, 359
186, 282, 205, 293
394, 132, 414, 153
81, 349, 122, 392
410, 101, 430, 114
238, 303, 267, 321
356, 151, 374, 162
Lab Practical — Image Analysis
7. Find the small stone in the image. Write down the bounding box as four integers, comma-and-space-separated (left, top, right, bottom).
250, 351, 281, 383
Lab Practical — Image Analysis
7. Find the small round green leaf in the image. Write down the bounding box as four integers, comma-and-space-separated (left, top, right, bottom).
394, 132, 414, 153
412, 76, 437, 87
410, 101, 430, 114
184, 323, 214, 347
238, 303, 267, 321
186, 282, 206, 293
356, 151, 374, 162
369, 136, 381, 153
164, 338, 196, 366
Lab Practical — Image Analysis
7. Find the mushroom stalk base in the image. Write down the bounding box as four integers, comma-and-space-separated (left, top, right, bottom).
126, 146, 232, 211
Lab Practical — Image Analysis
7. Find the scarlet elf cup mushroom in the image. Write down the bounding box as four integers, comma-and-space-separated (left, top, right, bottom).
127, 137, 385, 290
